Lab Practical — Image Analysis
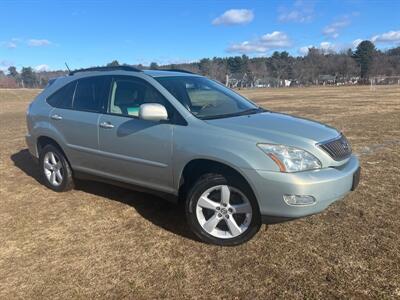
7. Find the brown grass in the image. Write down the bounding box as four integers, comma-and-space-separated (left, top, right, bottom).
0, 86, 399, 299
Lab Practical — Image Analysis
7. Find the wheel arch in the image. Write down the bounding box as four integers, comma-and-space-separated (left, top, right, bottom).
37, 136, 72, 168
178, 158, 258, 206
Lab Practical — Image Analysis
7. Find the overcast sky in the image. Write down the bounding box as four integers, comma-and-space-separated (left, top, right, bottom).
1, 0, 399, 72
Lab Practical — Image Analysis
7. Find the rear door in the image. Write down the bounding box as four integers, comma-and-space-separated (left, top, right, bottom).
48, 76, 111, 172
97, 76, 174, 193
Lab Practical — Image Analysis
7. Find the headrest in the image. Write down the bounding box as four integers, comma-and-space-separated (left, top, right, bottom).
114, 81, 142, 105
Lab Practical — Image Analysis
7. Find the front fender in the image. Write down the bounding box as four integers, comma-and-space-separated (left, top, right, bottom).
172, 125, 280, 191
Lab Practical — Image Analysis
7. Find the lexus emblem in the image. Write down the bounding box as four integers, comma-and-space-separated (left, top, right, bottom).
341, 139, 349, 151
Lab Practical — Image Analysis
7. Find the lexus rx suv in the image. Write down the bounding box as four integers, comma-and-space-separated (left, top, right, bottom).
26, 66, 360, 246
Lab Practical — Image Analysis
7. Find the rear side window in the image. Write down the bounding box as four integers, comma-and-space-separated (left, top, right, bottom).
46, 81, 76, 109
73, 76, 110, 112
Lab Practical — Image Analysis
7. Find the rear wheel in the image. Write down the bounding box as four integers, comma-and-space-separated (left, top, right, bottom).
186, 173, 261, 246
39, 144, 74, 192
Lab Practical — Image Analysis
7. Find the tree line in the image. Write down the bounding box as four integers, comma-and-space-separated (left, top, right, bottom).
1, 40, 399, 89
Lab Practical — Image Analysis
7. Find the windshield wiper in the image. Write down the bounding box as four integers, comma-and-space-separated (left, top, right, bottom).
236, 107, 265, 116
200, 107, 265, 120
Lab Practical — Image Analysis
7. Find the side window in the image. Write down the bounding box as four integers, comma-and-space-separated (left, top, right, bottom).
73, 76, 110, 112
109, 78, 168, 117
46, 81, 76, 109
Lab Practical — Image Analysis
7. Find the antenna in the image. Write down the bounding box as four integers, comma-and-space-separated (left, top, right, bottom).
65, 62, 71, 73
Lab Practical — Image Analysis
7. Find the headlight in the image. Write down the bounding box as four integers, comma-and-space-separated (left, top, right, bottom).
257, 144, 322, 172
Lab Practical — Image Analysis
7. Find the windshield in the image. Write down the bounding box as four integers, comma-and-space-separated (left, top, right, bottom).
155, 76, 261, 119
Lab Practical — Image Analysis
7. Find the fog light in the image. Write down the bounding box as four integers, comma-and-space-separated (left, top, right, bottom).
283, 194, 316, 206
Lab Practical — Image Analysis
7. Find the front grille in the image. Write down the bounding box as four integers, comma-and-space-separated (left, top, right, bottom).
318, 134, 352, 161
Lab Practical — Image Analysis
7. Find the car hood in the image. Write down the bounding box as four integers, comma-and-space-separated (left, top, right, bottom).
205, 112, 339, 144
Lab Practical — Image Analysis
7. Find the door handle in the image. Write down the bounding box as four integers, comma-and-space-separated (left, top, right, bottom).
51, 114, 63, 120
99, 121, 114, 129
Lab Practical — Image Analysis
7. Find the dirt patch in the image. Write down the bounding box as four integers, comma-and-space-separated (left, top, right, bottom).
1, 86, 399, 298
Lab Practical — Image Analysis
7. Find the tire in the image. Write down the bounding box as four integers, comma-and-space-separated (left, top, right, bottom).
39, 144, 74, 192
186, 173, 261, 246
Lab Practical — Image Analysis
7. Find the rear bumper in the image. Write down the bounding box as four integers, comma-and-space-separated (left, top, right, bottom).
243, 155, 360, 221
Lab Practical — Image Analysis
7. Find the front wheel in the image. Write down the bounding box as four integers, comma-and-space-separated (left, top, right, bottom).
186, 173, 261, 246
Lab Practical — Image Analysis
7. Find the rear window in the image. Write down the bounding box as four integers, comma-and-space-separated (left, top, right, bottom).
73, 76, 110, 112
46, 81, 76, 109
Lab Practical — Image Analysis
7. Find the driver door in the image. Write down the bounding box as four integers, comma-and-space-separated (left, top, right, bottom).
97, 76, 174, 193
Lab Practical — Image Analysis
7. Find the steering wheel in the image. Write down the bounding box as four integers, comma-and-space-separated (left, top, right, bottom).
200, 103, 217, 110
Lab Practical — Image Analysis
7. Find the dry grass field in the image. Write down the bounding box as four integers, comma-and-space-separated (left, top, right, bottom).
0, 86, 399, 299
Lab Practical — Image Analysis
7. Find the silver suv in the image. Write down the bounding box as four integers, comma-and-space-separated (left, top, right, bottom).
26, 66, 360, 246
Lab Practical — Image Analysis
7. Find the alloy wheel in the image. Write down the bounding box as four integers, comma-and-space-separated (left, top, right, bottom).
195, 185, 253, 239
43, 151, 64, 186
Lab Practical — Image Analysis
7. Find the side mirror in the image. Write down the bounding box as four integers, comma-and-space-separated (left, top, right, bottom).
139, 103, 168, 122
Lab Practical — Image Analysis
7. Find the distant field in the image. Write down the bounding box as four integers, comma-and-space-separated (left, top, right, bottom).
1, 86, 399, 298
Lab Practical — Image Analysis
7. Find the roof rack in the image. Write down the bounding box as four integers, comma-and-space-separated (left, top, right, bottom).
157, 68, 196, 74
69, 65, 142, 75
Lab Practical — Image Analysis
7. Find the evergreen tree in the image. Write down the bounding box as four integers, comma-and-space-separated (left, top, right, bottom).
8, 66, 18, 78
20, 67, 38, 88
353, 41, 376, 79
106, 60, 120, 67
149, 62, 159, 69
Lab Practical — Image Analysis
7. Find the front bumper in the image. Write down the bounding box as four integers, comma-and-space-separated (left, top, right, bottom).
243, 155, 360, 222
